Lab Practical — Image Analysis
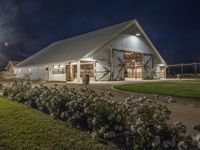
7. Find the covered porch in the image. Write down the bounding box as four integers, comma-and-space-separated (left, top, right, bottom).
49, 60, 96, 82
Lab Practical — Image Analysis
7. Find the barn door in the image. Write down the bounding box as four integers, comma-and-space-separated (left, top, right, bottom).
66, 65, 73, 81
112, 50, 125, 80
152, 65, 160, 79
143, 54, 153, 79
95, 61, 111, 81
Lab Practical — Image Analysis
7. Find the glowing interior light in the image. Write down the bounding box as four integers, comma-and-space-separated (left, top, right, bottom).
60, 64, 65, 68
135, 33, 141, 36
54, 65, 58, 68
70, 62, 77, 65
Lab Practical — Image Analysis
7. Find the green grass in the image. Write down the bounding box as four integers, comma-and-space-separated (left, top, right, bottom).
0, 97, 115, 150
114, 81, 200, 99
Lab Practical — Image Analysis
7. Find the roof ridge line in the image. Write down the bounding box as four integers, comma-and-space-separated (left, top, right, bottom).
53, 19, 136, 45
134, 20, 167, 65
81, 20, 137, 58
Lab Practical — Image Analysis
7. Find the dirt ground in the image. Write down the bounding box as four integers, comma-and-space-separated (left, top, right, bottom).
44, 81, 200, 135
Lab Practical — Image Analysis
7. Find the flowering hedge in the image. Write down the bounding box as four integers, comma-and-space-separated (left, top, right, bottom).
1, 77, 200, 149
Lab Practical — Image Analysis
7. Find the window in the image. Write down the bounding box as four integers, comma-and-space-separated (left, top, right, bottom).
52, 65, 65, 74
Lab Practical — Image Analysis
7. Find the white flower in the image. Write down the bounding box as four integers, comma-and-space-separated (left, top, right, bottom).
84, 107, 90, 114
60, 112, 65, 118
143, 96, 147, 100
123, 131, 129, 136
87, 118, 92, 126
170, 137, 176, 147
136, 117, 143, 125
107, 91, 114, 97
157, 125, 163, 131
83, 103, 87, 107
91, 132, 97, 138
116, 115, 122, 123
173, 121, 186, 133
139, 103, 144, 107
105, 124, 109, 129
198, 142, 200, 149
149, 105, 155, 110
177, 141, 187, 150
193, 133, 200, 142
163, 141, 170, 148
153, 94, 159, 99
103, 133, 109, 139
110, 131, 116, 138
50, 113, 55, 118
193, 124, 200, 132
93, 97, 99, 102
153, 114, 158, 119
148, 132, 152, 136
114, 125, 123, 131
107, 113, 114, 120
125, 97, 131, 103
92, 118, 97, 125
99, 127, 106, 135
103, 131, 116, 139
137, 127, 142, 134
65, 112, 69, 118
130, 95, 135, 99
130, 125, 135, 132
111, 100, 116, 104
152, 136, 160, 147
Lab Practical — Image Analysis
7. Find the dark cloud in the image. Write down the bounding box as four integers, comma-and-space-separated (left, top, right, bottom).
0, 0, 200, 69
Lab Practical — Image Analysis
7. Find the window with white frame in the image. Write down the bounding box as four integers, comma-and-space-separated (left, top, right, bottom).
52, 65, 65, 74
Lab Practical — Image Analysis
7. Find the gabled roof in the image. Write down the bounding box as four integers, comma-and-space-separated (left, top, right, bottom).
10, 60, 21, 66
17, 20, 135, 67
17, 19, 166, 67
134, 21, 167, 66
5, 60, 21, 70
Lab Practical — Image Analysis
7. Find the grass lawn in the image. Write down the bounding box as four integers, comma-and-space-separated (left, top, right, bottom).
0, 97, 115, 150
114, 80, 200, 99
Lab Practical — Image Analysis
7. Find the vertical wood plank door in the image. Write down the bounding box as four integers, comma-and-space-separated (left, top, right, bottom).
66, 65, 73, 81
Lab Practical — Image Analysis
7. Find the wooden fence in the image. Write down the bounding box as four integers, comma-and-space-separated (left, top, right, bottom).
166, 63, 200, 79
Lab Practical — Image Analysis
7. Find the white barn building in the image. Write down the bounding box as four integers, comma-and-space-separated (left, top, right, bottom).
14, 20, 167, 82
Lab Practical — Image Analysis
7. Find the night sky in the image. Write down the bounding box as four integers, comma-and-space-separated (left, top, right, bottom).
0, 0, 200, 69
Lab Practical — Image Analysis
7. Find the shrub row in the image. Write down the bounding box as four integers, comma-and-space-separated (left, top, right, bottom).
1, 77, 200, 150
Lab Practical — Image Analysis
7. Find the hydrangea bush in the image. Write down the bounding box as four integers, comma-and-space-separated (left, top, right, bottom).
1, 78, 200, 149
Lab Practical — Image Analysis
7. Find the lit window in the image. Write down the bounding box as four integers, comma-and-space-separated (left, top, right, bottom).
52, 65, 65, 74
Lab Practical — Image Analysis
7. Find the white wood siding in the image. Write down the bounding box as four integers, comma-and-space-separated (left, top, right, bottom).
14, 67, 48, 80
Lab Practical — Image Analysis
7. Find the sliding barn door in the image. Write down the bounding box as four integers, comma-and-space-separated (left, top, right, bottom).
112, 50, 125, 80
143, 54, 153, 79
95, 61, 111, 81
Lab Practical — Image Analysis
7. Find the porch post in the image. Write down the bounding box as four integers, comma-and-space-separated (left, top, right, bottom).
77, 60, 81, 82
164, 66, 167, 79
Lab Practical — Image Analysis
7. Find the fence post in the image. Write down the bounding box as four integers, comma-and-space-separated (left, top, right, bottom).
168, 67, 170, 78
181, 63, 183, 78
194, 63, 197, 75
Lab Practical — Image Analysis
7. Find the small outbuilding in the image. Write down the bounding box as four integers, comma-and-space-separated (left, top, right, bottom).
14, 20, 167, 82
0, 60, 20, 79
